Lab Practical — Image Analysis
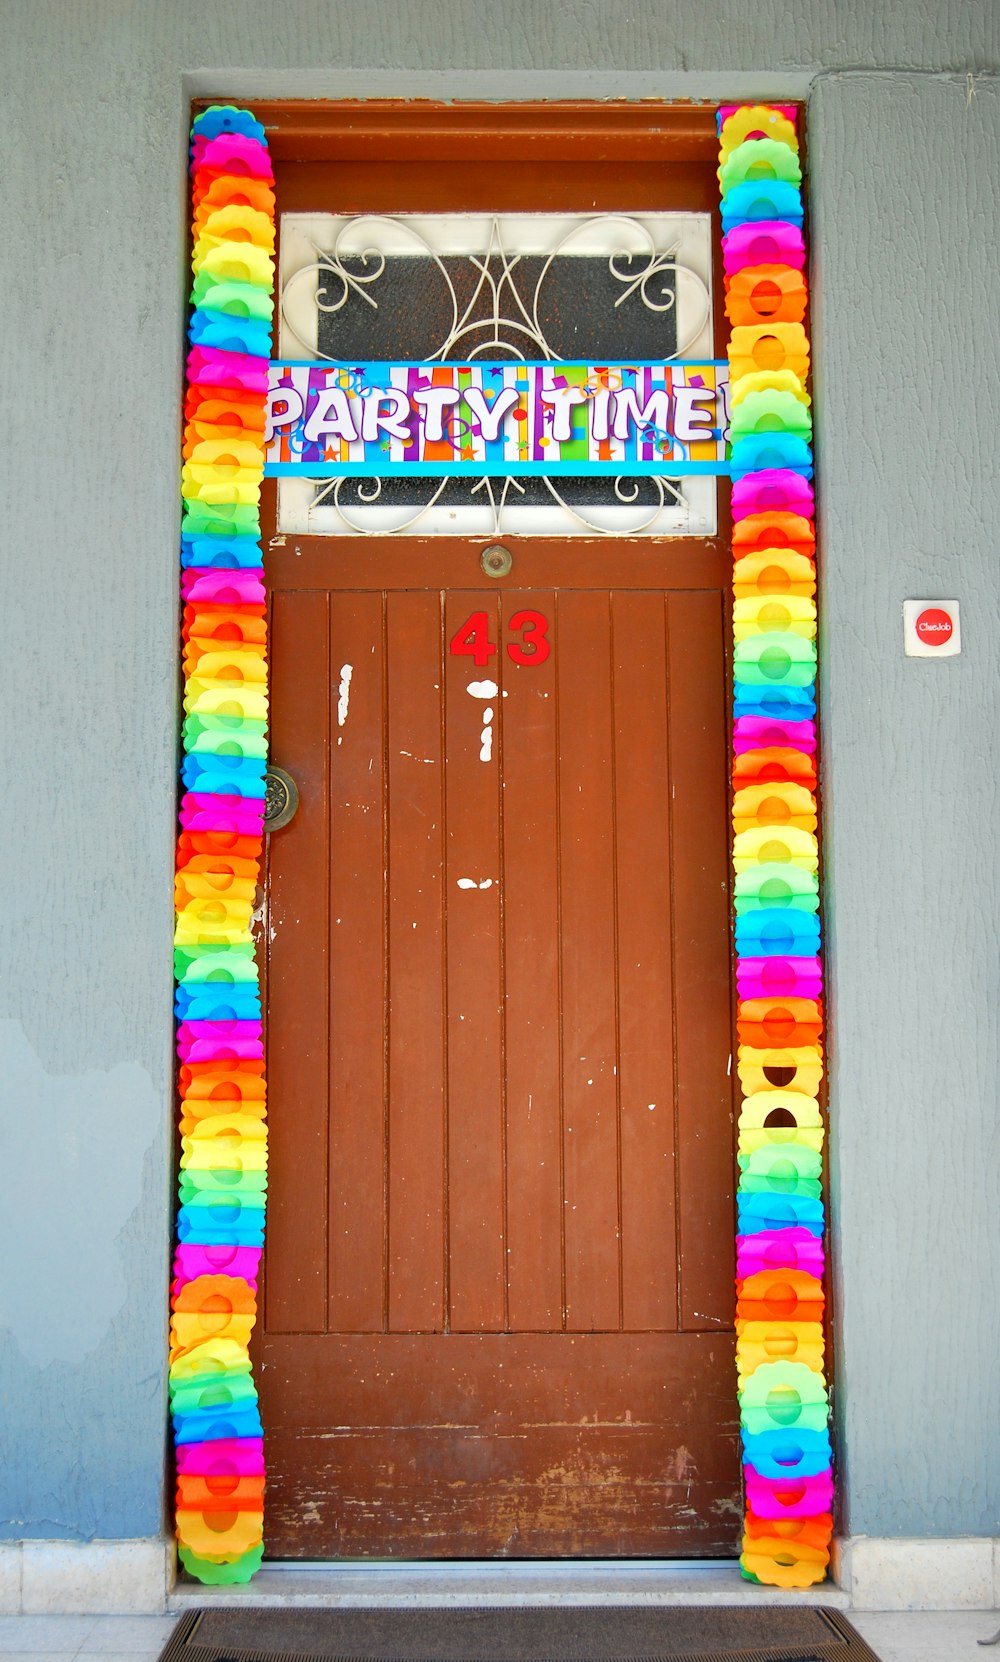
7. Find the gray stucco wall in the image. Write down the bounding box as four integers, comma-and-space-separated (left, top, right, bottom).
0, 1, 997, 1546
812, 71, 1000, 1536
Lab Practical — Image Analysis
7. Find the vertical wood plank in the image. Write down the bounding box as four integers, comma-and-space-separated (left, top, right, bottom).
386, 591, 446, 1331
327, 593, 387, 1331
264, 589, 330, 1334
613, 591, 679, 1331
444, 592, 505, 1331
502, 588, 564, 1332
557, 592, 622, 1332
668, 590, 737, 1329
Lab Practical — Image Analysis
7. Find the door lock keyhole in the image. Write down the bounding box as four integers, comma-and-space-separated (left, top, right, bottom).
480, 543, 513, 578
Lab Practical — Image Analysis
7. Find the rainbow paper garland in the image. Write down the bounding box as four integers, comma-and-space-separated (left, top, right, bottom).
718, 103, 833, 1587
169, 105, 275, 1586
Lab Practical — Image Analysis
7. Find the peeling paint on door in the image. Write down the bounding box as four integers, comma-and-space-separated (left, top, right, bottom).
337, 663, 353, 726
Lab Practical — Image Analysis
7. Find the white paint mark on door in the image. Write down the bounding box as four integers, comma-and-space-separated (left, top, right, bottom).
480, 705, 494, 762
337, 663, 353, 727
467, 680, 498, 699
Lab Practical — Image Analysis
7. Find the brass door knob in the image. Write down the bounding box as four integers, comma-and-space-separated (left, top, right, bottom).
264, 767, 299, 831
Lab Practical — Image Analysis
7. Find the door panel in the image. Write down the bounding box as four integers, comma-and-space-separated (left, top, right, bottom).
502, 601, 563, 1333
443, 591, 505, 1333
261, 1333, 737, 1558
614, 591, 679, 1331
261, 590, 330, 1337
556, 592, 620, 1334
327, 592, 387, 1332
258, 572, 738, 1556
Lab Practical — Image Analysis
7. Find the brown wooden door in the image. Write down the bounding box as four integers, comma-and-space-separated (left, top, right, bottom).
254, 108, 739, 1559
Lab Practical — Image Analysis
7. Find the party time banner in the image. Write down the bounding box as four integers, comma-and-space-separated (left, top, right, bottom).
264, 361, 730, 476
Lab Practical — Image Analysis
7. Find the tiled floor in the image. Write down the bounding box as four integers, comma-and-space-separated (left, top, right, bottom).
0, 1614, 180, 1662
851, 1611, 1000, 1660
1, 1609, 998, 1662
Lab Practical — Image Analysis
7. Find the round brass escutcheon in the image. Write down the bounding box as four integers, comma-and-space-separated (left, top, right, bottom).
264, 766, 300, 832
480, 543, 513, 578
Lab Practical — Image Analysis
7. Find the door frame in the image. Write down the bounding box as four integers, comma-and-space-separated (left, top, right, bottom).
178, 95, 832, 1568
259, 97, 743, 1560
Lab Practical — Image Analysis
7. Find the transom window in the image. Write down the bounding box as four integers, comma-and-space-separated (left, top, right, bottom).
277, 212, 718, 537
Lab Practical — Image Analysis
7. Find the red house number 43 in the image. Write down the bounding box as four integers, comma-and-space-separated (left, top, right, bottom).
449, 610, 551, 667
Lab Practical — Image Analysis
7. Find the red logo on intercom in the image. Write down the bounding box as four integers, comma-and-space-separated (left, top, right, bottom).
915, 608, 954, 646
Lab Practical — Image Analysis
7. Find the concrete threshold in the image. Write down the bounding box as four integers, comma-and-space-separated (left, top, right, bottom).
168, 1559, 850, 1610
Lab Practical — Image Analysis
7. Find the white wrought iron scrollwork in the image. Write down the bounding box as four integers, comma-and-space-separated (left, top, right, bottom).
281, 213, 711, 364
539, 474, 687, 536
309, 471, 689, 538
532, 216, 711, 361
311, 473, 452, 537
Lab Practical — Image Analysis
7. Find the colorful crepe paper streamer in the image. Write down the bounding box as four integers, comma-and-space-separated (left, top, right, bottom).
719, 104, 833, 1588
170, 104, 274, 1586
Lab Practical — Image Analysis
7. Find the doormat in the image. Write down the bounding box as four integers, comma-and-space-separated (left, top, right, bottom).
159, 1605, 881, 1662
